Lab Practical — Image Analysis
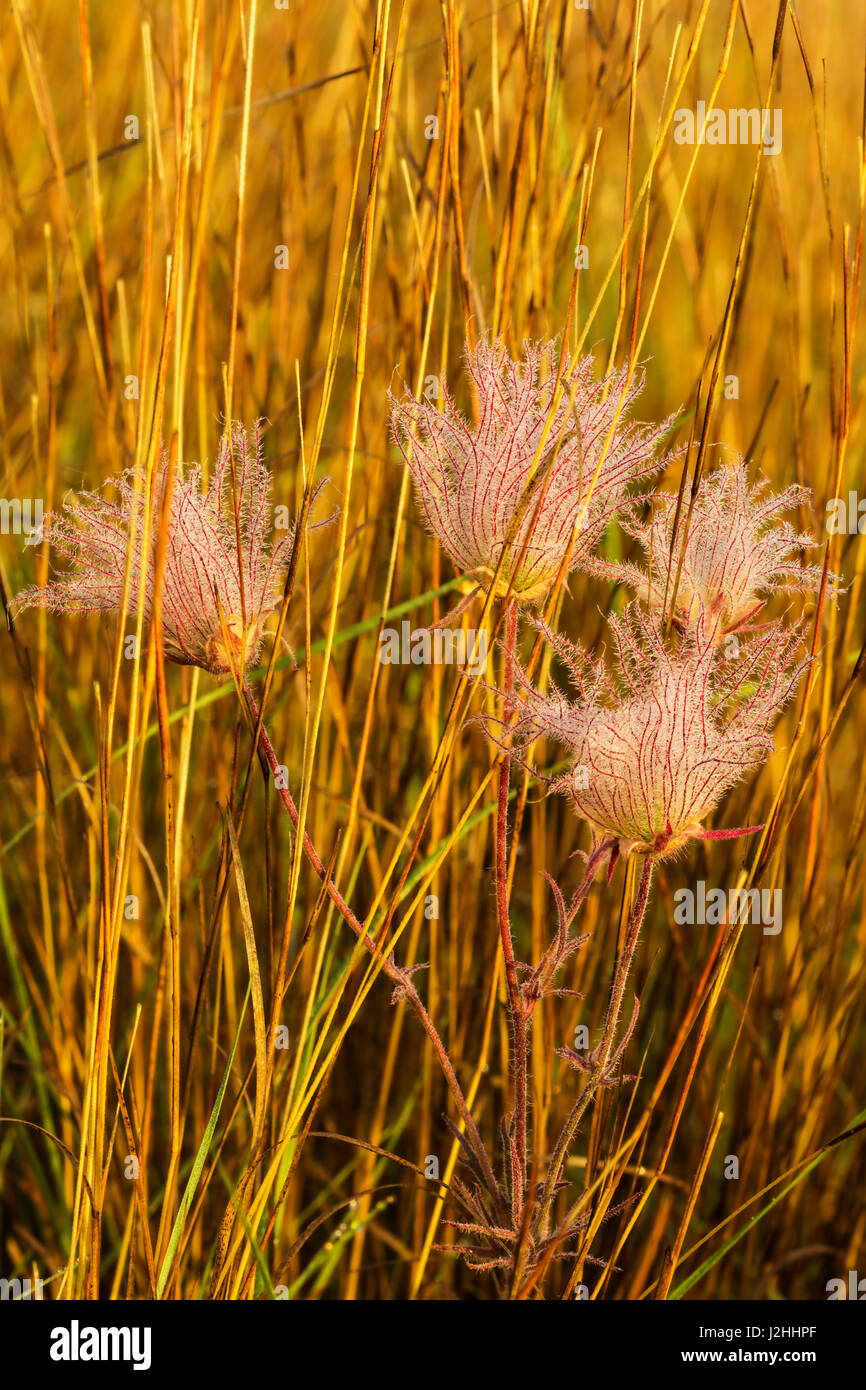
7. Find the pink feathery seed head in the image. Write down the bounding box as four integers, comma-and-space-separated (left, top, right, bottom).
592, 458, 838, 643
389, 335, 679, 603
498, 602, 809, 862
13, 422, 326, 676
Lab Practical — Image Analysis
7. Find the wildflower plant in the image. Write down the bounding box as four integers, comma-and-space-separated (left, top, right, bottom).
412, 412, 826, 1289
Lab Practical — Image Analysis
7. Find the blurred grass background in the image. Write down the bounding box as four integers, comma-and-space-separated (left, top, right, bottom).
1, 0, 865, 1299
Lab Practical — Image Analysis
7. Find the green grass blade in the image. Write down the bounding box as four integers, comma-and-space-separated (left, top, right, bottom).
155, 982, 252, 1299
669, 1108, 866, 1299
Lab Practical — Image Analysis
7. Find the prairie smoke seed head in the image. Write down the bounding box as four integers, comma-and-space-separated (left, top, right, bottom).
390, 336, 678, 603
592, 459, 835, 641
13, 422, 323, 677
500, 604, 808, 861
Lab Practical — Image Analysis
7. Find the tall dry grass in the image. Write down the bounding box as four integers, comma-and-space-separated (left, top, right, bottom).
0, 0, 864, 1300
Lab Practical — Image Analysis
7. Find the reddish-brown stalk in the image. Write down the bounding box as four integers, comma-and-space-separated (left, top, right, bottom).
536, 854, 654, 1238
495, 597, 528, 1222
241, 675, 503, 1211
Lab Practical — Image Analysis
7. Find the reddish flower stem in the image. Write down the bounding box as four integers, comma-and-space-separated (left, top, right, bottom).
496, 599, 528, 1218
242, 677, 501, 1205
536, 853, 654, 1236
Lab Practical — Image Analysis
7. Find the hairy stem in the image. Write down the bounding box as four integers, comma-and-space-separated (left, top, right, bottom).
537, 853, 654, 1236
496, 599, 528, 1221
242, 676, 502, 1208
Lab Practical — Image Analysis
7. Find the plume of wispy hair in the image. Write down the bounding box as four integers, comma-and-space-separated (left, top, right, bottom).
486, 602, 810, 858
390, 335, 681, 602
14, 421, 332, 675
587, 458, 838, 638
